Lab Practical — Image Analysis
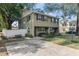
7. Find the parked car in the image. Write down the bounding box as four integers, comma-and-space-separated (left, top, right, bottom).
66, 31, 76, 34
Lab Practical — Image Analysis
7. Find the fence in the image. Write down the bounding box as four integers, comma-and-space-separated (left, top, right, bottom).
2, 29, 27, 38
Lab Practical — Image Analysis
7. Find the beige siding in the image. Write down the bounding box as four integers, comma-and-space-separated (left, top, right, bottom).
21, 14, 33, 35
33, 13, 59, 27
22, 10, 32, 18
22, 10, 59, 36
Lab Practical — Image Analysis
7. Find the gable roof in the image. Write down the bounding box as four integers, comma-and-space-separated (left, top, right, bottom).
22, 9, 59, 19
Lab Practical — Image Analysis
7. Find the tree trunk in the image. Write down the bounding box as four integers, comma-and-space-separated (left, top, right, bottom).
7, 15, 12, 29
76, 3, 79, 36
0, 10, 13, 29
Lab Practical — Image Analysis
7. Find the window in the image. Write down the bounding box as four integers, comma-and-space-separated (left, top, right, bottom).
53, 18, 56, 23
36, 14, 41, 20
27, 15, 31, 22
41, 15, 44, 20
62, 23, 67, 26
57, 19, 59, 23
53, 18, 59, 23
36, 14, 47, 21
44, 16, 47, 20
50, 18, 53, 22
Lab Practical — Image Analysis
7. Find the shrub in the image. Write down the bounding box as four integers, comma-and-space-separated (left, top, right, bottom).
25, 34, 33, 38
42, 38, 53, 41
53, 39, 66, 45
56, 33, 62, 36
43, 33, 56, 38
38, 33, 48, 37
71, 40, 79, 43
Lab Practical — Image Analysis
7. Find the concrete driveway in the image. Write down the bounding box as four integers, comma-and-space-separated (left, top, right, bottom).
5, 37, 79, 56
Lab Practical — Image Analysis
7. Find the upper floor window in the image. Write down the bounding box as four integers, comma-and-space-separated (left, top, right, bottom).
53, 18, 56, 23
44, 16, 48, 20
52, 18, 59, 23
26, 15, 31, 22
51, 18, 53, 22
36, 14, 47, 21
62, 22, 67, 26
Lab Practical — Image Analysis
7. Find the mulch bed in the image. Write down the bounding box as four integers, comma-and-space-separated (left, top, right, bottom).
0, 40, 8, 56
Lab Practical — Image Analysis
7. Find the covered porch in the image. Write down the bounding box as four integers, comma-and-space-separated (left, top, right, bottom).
34, 26, 59, 36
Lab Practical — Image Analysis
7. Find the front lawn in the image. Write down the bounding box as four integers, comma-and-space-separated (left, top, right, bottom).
66, 43, 79, 49
52, 38, 66, 45
43, 34, 79, 49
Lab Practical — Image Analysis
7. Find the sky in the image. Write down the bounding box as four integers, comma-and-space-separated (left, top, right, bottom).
35, 3, 44, 10
35, 3, 77, 21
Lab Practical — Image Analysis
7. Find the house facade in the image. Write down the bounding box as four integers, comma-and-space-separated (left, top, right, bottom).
59, 20, 76, 34
59, 20, 70, 33
21, 10, 59, 36
69, 20, 76, 32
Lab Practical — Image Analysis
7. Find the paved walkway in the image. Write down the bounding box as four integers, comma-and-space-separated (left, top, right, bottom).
5, 37, 79, 56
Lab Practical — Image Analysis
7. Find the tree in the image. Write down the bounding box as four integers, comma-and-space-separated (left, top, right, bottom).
0, 3, 21, 29
44, 3, 78, 35
33, 8, 45, 13
0, 3, 36, 29
44, 3, 76, 19
0, 14, 8, 31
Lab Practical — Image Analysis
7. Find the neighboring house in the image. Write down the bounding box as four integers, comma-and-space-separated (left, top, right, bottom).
21, 10, 59, 36
11, 21, 19, 30
69, 20, 76, 32
59, 20, 70, 33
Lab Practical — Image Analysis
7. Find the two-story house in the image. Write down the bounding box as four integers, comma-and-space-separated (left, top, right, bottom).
69, 20, 76, 32
59, 20, 70, 33
21, 10, 59, 36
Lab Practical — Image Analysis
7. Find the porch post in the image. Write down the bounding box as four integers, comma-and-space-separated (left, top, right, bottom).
48, 27, 50, 34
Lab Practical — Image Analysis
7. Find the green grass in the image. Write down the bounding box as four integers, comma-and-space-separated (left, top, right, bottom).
52, 38, 66, 45
66, 43, 79, 49
44, 34, 79, 49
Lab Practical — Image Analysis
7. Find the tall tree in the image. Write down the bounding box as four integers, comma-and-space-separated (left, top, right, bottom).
0, 3, 36, 29
0, 3, 21, 29
44, 3, 77, 35
33, 8, 45, 13
44, 3, 76, 19
0, 13, 8, 31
